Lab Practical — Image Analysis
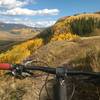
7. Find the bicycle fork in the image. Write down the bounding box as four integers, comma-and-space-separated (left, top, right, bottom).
53, 77, 67, 100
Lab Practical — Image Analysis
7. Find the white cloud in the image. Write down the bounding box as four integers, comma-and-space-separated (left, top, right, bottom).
27, 20, 56, 27
0, 0, 59, 27
0, 0, 27, 9
1, 17, 56, 27
0, 0, 59, 16
1, 7, 59, 16
16, 20, 56, 27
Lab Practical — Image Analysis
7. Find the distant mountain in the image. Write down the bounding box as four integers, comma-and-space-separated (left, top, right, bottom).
0, 22, 28, 31
0, 22, 44, 33
0, 22, 45, 52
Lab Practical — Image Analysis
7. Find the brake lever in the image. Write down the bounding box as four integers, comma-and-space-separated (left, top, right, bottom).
5, 64, 33, 79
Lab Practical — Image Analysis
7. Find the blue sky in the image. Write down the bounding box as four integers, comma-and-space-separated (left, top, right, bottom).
0, 0, 100, 27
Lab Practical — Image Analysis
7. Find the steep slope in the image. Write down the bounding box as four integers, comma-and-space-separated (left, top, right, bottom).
53, 14, 100, 35
37, 13, 100, 43
28, 36, 100, 71
0, 36, 100, 100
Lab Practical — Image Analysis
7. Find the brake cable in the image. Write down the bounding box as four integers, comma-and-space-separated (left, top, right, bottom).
24, 60, 52, 100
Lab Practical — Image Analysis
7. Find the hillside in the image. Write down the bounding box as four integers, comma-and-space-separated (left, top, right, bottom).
0, 36, 100, 100
28, 36, 100, 70
0, 31, 39, 41
37, 13, 100, 43
0, 22, 44, 52
0, 22, 30, 31
0, 13, 100, 100
0, 13, 100, 64
0, 30, 40, 52
53, 14, 100, 35
0, 22, 44, 33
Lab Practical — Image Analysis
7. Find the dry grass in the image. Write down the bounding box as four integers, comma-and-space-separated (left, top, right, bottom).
0, 31, 39, 41
0, 36, 100, 100
0, 31, 39, 52
30, 36, 100, 68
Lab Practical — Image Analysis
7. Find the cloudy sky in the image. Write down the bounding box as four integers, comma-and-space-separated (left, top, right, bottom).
0, 0, 100, 27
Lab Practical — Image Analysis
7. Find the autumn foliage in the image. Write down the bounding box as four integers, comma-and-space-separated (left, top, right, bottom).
11, 28, 35, 34
51, 33, 79, 41
0, 38, 43, 64
53, 14, 100, 36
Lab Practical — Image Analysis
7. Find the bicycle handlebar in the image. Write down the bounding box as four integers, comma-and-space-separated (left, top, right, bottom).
0, 63, 100, 78
24, 66, 100, 77
0, 63, 12, 70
